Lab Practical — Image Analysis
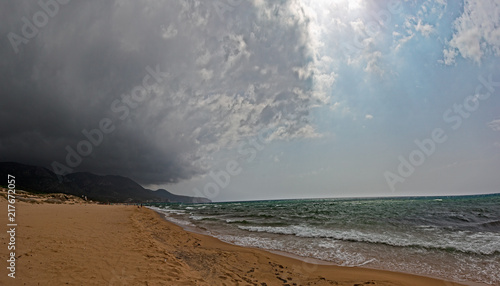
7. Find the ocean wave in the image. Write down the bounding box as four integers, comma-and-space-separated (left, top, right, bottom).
215, 234, 376, 267
147, 207, 194, 226
189, 215, 219, 221
224, 218, 289, 227
216, 234, 285, 250
237, 225, 500, 255
477, 220, 500, 232
164, 216, 195, 227
225, 219, 252, 224
147, 206, 187, 215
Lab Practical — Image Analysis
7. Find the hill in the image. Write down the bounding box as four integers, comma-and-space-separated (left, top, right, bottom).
0, 162, 211, 203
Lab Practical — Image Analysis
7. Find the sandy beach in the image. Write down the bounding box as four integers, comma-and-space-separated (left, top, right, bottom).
0, 197, 466, 286
3, 0, 500, 284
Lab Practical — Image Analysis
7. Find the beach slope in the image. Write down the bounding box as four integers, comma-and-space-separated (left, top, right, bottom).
0, 200, 464, 285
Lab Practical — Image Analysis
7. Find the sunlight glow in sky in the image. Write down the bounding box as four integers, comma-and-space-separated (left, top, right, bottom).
169, 0, 500, 201
2, 0, 499, 202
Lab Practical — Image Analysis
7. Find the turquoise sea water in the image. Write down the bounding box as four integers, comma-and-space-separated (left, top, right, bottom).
149, 194, 500, 285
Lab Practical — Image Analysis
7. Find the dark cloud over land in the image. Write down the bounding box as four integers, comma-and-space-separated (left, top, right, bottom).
0, 0, 320, 185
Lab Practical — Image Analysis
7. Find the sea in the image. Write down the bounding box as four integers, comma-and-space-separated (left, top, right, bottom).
148, 193, 500, 285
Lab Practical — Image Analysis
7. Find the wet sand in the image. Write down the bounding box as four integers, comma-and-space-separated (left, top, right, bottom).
0, 198, 466, 285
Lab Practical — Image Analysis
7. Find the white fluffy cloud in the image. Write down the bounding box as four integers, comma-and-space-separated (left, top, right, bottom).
444, 0, 500, 65
414, 19, 434, 37
488, 119, 500, 131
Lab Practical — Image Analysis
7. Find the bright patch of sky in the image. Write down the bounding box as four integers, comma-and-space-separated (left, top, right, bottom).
2, 0, 499, 202
168, 0, 500, 201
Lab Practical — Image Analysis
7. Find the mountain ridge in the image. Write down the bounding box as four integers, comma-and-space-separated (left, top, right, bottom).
0, 162, 211, 203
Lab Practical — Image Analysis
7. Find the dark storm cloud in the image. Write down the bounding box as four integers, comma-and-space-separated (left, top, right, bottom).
0, 0, 318, 185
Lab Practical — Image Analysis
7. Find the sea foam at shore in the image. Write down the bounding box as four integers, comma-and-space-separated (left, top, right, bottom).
149, 194, 500, 285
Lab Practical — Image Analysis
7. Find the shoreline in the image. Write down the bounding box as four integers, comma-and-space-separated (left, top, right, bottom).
151, 207, 483, 286
264, 250, 487, 286
0, 200, 469, 285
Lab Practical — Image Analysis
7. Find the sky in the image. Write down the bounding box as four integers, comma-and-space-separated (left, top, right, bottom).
1, 0, 500, 202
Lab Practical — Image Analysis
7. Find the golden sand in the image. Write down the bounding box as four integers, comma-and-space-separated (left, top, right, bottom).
0, 197, 465, 285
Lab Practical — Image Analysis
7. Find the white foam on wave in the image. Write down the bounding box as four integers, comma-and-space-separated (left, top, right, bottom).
216, 234, 285, 250
225, 218, 252, 223
147, 206, 194, 226
238, 225, 500, 255
165, 216, 195, 226
189, 215, 219, 221
148, 206, 500, 284
148, 206, 186, 215
223, 234, 374, 267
